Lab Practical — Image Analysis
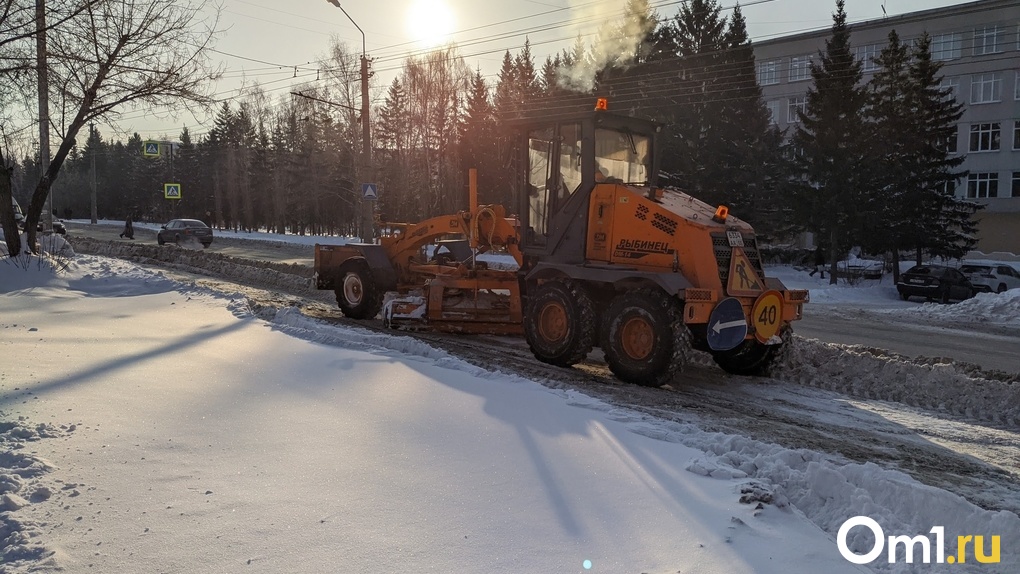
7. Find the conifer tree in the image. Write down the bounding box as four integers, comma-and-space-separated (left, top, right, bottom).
707, 4, 786, 235
906, 33, 976, 264
790, 0, 873, 284
663, 0, 727, 193
865, 29, 912, 265
459, 70, 501, 205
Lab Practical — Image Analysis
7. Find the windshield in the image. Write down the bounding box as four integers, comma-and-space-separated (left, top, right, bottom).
960, 265, 990, 274
594, 128, 650, 184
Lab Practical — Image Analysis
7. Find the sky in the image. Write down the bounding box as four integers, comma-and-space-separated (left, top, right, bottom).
1, 237, 1019, 573
114, 0, 978, 141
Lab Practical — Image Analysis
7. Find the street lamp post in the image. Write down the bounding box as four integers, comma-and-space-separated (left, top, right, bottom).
325, 0, 374, 242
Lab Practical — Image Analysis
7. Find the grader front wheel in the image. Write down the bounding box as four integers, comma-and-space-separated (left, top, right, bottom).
523, 280, 596, 367
601, 289, 689, 387
712, 329, 791, 376
334, 259, 383, 320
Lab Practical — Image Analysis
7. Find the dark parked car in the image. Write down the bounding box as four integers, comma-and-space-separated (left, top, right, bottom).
157, 219, 213, 248
897, 264, 974, 303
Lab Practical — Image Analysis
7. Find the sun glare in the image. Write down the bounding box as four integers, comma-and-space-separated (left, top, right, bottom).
406, 0, 455, 48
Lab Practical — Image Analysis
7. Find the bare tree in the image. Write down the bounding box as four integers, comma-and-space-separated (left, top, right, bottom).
13, 0, 223, 254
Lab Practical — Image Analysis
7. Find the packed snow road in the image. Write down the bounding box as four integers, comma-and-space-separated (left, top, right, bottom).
63, 230, 1020, 521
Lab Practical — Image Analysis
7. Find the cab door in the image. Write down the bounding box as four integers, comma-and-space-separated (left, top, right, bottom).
586, 185, 615, 262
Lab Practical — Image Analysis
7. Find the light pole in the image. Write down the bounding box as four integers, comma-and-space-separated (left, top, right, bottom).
325, 0, 373, 242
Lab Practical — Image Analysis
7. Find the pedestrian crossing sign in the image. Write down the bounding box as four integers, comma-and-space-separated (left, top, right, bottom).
362, 183, 378, 200
164, 183, 182, 199
143, 141, 160, 157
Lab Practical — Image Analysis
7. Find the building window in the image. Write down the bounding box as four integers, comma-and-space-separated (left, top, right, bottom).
1015, 72, 1020, 100
970, 73, 1002, 104
1013, 172, 1020, 198
931, 32, 962, 60
969, 123, 1000, 152
757, 59, 780, 85
973, 25, 1006, 55
1015, 121, 1020, 150
765, 100, 781, 125
854, 44, 881, 72
788, 96, 807, 123
968, 173, 998, 198
789, 55, 811, 82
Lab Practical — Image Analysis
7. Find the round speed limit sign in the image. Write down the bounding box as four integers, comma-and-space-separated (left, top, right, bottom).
751, 290, 783, 343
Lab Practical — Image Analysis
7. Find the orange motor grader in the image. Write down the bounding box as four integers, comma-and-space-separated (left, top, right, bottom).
314, 103, 808, 386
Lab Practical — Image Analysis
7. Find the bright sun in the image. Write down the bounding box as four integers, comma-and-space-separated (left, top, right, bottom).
406, 0, 455, 48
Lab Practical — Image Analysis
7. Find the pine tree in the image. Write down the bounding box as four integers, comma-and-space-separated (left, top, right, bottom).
865, 29, 912, 265
459, 70, 502, 205
662, 0, 727, 194
706, 3, 786, 235
494, 51, 518, 113
790, 0, 873, 284
906, 32, 977, 263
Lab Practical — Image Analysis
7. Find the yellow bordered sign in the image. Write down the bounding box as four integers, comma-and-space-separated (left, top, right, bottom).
164, 183, 181, 199
751, 290, 783, 343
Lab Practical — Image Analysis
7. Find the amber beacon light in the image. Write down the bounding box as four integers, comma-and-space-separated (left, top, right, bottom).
594, 98, 608, 111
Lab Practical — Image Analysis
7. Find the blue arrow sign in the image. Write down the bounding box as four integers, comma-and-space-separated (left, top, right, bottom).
361, 183, 378, 200
706, 297, 748, 351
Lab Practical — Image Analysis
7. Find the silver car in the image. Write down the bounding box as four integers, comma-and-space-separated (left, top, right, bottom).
959, 264, 1020, 294
157, 219, 213, 248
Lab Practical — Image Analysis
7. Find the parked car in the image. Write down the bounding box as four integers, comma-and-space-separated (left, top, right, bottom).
959, 263, 1020, 294
897, 264, 974, 303
12, 198, 66, 234
157, 219, 213, 248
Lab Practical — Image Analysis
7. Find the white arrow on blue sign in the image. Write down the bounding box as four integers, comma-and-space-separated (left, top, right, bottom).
361, 183, 378, 200
706, 297, 748, 351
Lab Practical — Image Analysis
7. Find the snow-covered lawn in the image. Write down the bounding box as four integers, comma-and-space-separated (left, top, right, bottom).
2, 237, 1018, 573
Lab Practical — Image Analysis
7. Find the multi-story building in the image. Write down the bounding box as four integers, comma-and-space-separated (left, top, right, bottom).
753, 0, 1020, 253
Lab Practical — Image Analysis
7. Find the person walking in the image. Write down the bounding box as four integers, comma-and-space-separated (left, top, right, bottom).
808, 244, 825, 278
120, 214, 134, 239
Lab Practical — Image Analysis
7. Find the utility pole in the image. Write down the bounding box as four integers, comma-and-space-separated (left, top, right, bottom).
36, 0, 52, 231
90, 123, 97, 224
325, 0, 374, 242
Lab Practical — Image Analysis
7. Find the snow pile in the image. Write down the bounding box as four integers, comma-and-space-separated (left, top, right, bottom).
71, 236, 316, 294
891, 289, 1020, 325
774, 336, 1019, 424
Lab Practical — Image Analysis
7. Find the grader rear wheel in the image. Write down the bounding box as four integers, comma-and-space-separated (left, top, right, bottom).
601, 289, 689, 387
334, 259, 383, 320
523, 280, 595, 367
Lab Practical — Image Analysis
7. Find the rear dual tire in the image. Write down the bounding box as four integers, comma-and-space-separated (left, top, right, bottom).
600, 289, 689, 387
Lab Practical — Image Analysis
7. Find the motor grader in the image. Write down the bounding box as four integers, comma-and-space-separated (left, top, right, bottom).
313, 102, 808, 386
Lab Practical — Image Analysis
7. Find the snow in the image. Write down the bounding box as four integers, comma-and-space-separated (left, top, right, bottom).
2, 235, 1019, 572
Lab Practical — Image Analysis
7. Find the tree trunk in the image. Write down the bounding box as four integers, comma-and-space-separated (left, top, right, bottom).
891, 248, 901, 285
0, 162, 21, 257
828, 227, 839, 285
